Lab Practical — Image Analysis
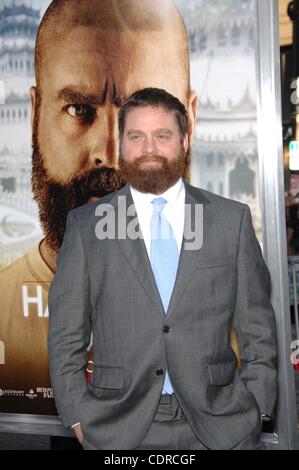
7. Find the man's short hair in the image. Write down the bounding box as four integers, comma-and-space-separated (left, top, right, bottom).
118, 87, 189, 142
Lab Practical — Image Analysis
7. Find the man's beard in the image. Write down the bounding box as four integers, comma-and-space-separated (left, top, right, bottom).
31, 135, 125, 253
118, 147, 189, 195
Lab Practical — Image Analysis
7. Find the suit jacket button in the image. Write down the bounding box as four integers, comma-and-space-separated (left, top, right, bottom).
163, 325, 170, 333
156, 369, 164, 376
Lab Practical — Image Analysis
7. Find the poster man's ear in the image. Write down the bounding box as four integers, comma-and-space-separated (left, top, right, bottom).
30, 86, 37, 133
188, 90, 199, 143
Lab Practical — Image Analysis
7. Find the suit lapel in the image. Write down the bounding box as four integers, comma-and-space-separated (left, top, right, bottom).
165, 182, 214, 320
112, 185, 165, 317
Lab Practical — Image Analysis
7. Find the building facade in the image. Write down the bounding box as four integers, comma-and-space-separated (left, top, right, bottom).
0, 2, 41, 268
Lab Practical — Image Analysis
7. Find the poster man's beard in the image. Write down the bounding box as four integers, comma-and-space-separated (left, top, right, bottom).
31, 141, 125, 253
118, 150, 188, 195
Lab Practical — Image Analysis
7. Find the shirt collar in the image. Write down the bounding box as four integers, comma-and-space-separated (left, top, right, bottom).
130, 178, 184, 210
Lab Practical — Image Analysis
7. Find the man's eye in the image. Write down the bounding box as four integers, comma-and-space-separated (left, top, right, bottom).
66, 104, 92, 117
130, 134, 142, 141
157, 134, 169, 140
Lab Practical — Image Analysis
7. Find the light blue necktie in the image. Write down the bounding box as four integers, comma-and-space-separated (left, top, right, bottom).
150, 197, 179, 394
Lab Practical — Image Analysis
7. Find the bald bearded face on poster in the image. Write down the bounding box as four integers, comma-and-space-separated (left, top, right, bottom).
31, 0, 198, 266
0, 0, 198, 415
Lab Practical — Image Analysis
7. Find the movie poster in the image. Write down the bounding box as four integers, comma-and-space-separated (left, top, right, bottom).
0, 0, 258, 418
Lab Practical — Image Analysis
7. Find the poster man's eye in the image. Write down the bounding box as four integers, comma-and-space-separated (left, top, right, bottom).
66, 104, 91, 117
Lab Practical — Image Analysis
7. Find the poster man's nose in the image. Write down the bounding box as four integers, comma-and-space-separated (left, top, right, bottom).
89, 104, 119, 169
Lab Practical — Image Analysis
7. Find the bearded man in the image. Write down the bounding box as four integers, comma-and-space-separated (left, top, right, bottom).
48, 88, 277, 450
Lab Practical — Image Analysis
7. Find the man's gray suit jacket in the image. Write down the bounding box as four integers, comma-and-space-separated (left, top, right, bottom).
48, 181, 278, 450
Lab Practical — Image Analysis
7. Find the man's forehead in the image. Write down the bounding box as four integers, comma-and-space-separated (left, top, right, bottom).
125, 106, 180, 130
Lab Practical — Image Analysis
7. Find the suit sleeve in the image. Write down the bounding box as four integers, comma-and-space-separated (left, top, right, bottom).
48, 210, 92, 428
233, 204, 278, 418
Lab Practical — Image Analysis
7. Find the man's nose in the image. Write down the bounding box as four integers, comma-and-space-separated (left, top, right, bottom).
88, 106, 119, 169
143, 135, 157, 155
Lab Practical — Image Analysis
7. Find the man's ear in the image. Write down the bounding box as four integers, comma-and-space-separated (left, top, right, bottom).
29, 86, 37, 133
182, 133, 189, 155
188, 90, 199, 144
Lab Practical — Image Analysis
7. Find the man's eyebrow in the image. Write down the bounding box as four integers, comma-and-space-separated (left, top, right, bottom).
154, 128, 173, 134
56, 87, 107, 106
127, 130, 144, 135
127, 129, 173, 135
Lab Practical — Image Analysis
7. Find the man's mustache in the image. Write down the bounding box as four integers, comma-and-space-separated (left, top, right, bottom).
135, 155, 167, 166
